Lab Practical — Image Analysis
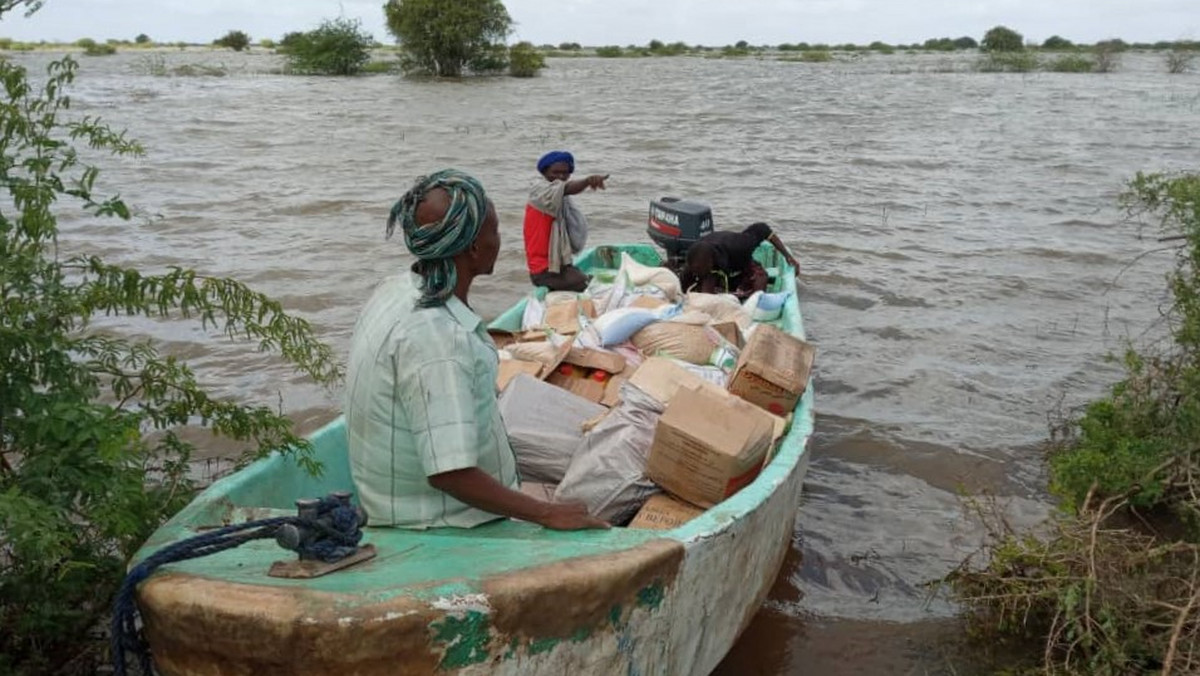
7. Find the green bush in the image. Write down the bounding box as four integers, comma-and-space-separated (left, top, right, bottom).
977, 51, 1039, 72
259, 38, 276, 49
134, 33, 150, 45
800, 50, 832, 62
947, 172, 1200, 676
283, 17, 373, 75
558, 41, 581, 51
981, 25, 1024, 52
213, 29, 250, 51
384, 0, 511, 77
595, 45, 623, 57
1046, 54, 1094, 72
1041, 35, 1075, 50
508, 41, 545, 77
0, 49, 339, 675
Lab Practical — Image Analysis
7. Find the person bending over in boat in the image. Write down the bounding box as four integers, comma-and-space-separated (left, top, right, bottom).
344, 169, 608, 531
679, 222, 802, 299
523, 150, 609, 292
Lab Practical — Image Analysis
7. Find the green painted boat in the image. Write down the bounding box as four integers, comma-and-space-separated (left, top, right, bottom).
132, 242, 814, 675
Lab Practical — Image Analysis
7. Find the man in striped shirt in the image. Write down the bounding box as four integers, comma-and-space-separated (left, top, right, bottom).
345, 169, 608, 531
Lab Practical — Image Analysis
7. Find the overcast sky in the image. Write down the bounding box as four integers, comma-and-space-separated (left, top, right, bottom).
1, 0, 1196, 47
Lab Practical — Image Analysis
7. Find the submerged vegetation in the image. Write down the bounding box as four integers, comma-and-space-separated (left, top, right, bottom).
0, 8, 341, 673
947, 173, 1200, 675
282, 17, 374, 76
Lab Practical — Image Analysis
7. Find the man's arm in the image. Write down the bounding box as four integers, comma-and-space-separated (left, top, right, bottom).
766, 232, 801, 277
429, 468, 609, 530
564, 174, 608, 196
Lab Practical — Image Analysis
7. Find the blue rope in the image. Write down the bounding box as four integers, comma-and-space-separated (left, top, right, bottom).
110, 497, 363, 675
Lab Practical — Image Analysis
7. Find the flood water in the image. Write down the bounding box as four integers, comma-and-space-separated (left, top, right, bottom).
21, 48, 1200, 673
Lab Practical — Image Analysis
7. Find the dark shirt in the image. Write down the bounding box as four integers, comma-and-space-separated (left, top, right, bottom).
699, 222, 772, 276
681, 222, 772, 293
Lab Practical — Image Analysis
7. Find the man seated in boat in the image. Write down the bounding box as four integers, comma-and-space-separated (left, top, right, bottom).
522, 150, 610, 292
344, 169, 608, 531
679, 222, 802, 299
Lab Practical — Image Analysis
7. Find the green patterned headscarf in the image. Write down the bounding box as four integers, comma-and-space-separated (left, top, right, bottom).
386, 169, 488, 308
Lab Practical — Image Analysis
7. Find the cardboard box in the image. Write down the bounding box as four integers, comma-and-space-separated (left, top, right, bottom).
506, 340, 573, 376
646, 385, 776, 508
497, 359, 544, 392
547, 371, 606, 403
564, 347, 627, 375
627, 357, 729, 406
728, 324, 816, 416
711, 321, 744, 349
519, 482, 557, 502
601, 376, 626, 408
488, 329, 520, 350
628, 493, 704, 530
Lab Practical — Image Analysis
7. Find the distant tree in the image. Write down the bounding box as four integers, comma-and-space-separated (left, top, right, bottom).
735, 39, 749, 50
595, 45, 623, 57
278, 31, 305, 53
923, 37, 955, 51
134, 33, 150, 44
508, 41, 545, 77
953, 36, 978, 49
1094, 38, 1129, 52
557, 41, 581, 50
1041, 35, 1074, 50
259, 38, 276, 49
284, 17, 374, 75
383, 0, 511, 77
982, 25, 1024, 52
213, 29, 250, 52
648, 39, 664, 51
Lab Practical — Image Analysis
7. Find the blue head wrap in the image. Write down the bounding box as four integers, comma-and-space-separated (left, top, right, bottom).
536, 150, 575, 175
386, 169, 488, 308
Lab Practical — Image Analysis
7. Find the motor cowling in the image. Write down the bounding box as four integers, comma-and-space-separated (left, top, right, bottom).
647, 197, 714, 265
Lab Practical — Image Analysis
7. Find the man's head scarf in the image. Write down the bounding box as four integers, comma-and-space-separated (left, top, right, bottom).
386, 169, 488, 308
536, 150, 575, 175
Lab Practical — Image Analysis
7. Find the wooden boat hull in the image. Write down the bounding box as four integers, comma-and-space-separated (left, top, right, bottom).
132, 244, 814, 675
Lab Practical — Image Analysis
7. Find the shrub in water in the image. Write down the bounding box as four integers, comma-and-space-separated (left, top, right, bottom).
213, 29, 250, 52
981, 25, 1024, 52
284, 17, 373, 76
508, 41, 545, 77
1046, 54, 1094, 72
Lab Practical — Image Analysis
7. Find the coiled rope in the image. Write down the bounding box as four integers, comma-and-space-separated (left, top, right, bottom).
110, 496, 363, 675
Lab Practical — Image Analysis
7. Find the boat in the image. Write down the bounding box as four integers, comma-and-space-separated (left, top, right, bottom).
129, 242, 815, 675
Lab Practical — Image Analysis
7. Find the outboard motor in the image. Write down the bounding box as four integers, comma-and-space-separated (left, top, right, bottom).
647, 197, 714, 268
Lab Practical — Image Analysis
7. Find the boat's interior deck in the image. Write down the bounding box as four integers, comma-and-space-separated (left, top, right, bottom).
136, 244, 812, 598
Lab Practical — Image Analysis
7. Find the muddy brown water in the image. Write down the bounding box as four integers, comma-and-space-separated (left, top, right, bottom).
18, 48, 1200, 673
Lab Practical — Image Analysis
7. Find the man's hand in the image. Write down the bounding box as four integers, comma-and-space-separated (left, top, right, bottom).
585, 174, 608, 191
536, 501, 611, 530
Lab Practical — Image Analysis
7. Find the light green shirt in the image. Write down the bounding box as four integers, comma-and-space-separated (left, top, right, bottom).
344, 273, 518, 529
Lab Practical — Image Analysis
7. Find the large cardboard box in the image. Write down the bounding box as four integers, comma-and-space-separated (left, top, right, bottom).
543, 299, 595, 335
646, 385, 776, 508
628, 493, 704, 530
727, 324, 816, 416
496, 359, 543, 392
627, 356, 728, 406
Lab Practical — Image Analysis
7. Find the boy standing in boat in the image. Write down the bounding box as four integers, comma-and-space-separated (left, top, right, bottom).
679, 222, 802, 298
344, 169, 607, 531
523, 150, 609, 292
